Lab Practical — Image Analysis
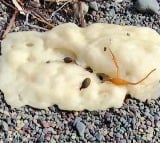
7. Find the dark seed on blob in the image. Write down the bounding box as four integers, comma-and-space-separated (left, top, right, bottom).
126, 33, 130, 36
64, 57, 73, 63
104, 47, 107, 51
46, 61, 50, 63
80, 78, 91, 90
96, 73, 106, 81
96, 73, 110, 81
85, 67, 93, 73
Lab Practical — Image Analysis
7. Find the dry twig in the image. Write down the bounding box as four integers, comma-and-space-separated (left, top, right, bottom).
79, 1, 86, 27
2, 0, 18, 11
2, 0, 54, 30
50, 0, 71, 19
2, 10, 18, 39
12, 0, 25, 15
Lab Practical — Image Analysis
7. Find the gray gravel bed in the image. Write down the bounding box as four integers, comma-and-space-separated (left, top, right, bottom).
0, 0, 160, 142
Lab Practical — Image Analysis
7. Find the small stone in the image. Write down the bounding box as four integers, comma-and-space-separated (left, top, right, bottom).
120, 139, 127, 143
71, 133, 77, 140
109, 8, 115, 16
115, 0, 123, 3
146, 133, 153, 140
109, 131, 113, 137
89, 1, 98, 11
50, 137, 56, 143
37, 133, 45, 142
46, 135, 51, 141
156, 121, 160, 128
147, 127, 154, 134
43, 128, 48, 134
154, 114, 160, 121
139, 128, 144, 132
95, 133, 104, 142
115, 132, 123, 138
146, 120, 151, 126
41, 121, 54, 128
75, 121, 86, 137
1, 120, 8, 131
73, 117, 82, 126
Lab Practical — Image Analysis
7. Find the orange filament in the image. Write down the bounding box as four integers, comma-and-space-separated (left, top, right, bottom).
105, 48, 156, 85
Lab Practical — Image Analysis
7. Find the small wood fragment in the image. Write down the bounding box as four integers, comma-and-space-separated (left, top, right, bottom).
12, 0, 25, 15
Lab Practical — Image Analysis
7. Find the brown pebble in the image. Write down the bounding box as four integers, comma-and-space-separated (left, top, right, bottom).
80, 78, 91, 90
64, 57, 74, 63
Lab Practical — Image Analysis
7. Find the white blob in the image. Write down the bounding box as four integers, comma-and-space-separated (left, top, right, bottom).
1, 23, 160, 111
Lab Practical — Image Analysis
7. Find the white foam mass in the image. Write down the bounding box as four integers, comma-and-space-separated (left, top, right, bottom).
1, 23, 160, 111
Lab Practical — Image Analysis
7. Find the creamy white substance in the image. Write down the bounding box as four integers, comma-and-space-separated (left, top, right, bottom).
1, 23, 160, 111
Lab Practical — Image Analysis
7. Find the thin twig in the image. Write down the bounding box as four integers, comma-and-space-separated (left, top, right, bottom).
79, 1, 86, 27
29, 12, 54, 28
50, 0, 71, 19
2, 0, 18, 11
12, 0, 25, 15
24, 12, 48, 31
2, 10, 18, 39
26, 23, 48, 31
2, 0, 54, 29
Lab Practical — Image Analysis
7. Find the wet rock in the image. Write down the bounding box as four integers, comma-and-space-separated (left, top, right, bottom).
135, 0, 160, 14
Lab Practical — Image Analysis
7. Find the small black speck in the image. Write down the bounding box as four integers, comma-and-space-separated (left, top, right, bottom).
104, 47, 107, 51
85, 67, 93, 73
126, 33, 130, 36
96, 73, 104, 81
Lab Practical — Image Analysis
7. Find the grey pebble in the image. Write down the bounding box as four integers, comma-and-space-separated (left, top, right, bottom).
135, 0, 160, 14
75, 121, 86, 137
146, 120, 152, 126
89, 1, 98, 11
1, 120, 8, 131
109, 8, 115, 16
109, 131, 113, 137
37, 133, 45, 142
73, 117, 82, 126
95, 133, 104, 141
120, 139, 127, 143
115, 132, 123, 138
154, 114, 160, 121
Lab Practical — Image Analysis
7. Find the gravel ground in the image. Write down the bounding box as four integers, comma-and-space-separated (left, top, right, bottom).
0, 0, 160, 142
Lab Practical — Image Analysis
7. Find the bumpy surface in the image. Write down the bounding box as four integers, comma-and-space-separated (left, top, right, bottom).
1, 23, 160, 110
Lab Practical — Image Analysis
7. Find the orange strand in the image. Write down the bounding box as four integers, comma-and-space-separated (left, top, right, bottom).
106, 48, 156, 86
